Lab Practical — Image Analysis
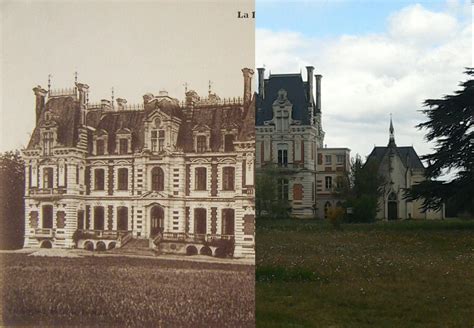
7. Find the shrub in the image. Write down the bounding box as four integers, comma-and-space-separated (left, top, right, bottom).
327, 207, 345, 230
346, 195, 378, 223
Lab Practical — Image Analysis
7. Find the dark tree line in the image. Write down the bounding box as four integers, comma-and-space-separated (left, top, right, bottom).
0, 150, 25, 249
405, 68, 474, 216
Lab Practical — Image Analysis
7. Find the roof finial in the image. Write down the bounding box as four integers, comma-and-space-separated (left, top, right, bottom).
208, 80, 212, 96
74, 71, 78, 84
111, 87, 115, 109
48, 74, 52, 91
389, 113, 396, 146
183, 82, 188, 94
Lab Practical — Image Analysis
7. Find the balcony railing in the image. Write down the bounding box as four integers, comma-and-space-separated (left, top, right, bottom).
35, 228, 54, 238
29, 188, 67, 196
78, 229, 132, 240
161, 232, 235, 243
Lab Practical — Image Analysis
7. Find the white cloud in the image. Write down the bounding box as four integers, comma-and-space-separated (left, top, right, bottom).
256, 2, 471, 166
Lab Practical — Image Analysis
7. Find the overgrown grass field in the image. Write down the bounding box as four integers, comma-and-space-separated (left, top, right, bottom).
256, 219, 474, 327
0, 254, 254, 327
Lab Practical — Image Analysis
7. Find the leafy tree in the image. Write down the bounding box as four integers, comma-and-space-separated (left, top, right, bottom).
255, 164, 291, 218
405, 68, 474, 215
0, 150, 25, 249
342, 155, 385, 223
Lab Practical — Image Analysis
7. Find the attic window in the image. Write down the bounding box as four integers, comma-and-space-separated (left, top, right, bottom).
42, 131, 54, 156
151, 130, 165, 152
196, 136, 207, 153
119, 139, 128, 154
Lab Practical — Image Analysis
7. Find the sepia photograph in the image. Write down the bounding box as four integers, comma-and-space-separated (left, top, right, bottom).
1, 0, 255, 326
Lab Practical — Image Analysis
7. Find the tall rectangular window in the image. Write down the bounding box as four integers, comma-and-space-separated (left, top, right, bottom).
96, 139, 105, 155
194, 208, 207, 235
222, 167, 235, 191
43, 131, 53, 156
278, 178, 289, 201
158, 130, 165, 151
119, 139, 128, 154
151, 131, 158, 152
42, 205, 53, 229
336, 155, 344, 164
278, 149, 288, 167
118, 168, 128, 190
43, 167, 53, 189
195, 167, 207, 190
197, 136, 207, 152
325, 176, 332, 189
77, 210, 84, 230
94, 206, 105, 230
94, 168, 105, 190
224, 134, 234, 152
222, 209, 235, 235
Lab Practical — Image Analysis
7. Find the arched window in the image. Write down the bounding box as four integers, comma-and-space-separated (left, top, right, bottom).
151, 167, 164, 191
194, 208, 207, 235
117, 207, 128, 231
94, 206, 105, 230
118, 168, 128, 190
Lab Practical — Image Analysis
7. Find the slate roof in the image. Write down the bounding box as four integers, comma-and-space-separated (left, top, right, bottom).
367, 146, 425, 169
256, 73, 312, 125
28, 93, 254, 153
27, 96, 82, 149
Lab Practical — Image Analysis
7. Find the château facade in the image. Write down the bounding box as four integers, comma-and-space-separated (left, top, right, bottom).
22, 69, 256, 258
255, 66, 350, 218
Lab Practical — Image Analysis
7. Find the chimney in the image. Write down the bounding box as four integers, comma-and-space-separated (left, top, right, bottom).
33, 86, 47, 123
306, 66, 314, 105
257, 67, 265, 98
75, 82, 89, 107
242, 68, 254, 107
116, 98, 127, 110
315, 74, 322, 113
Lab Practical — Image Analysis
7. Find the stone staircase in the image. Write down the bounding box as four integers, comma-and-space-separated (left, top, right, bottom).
110, 238, 156, 256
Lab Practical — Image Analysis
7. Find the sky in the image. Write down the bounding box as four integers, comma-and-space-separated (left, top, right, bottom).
0, 0, 254, 151
256, 0, 472, 169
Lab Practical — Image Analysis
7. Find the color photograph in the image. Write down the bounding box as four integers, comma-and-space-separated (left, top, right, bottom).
255, 0, 473, 327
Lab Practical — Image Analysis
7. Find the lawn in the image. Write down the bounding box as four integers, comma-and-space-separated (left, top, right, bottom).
256, 219, 474, 327
0, 254, 254, 327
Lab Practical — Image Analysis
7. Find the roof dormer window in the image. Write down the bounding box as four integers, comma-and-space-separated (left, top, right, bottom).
151, 130, 165, 152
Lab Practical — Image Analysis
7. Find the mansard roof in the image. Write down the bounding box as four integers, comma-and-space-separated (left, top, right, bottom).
256, 73, 312, 125
27, 91, 254, 153
27, 96, 82, 149
367, 146, 425, 169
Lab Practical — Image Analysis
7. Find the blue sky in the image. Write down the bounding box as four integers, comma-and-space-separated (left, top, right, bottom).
256, 0, 472, 169
257, 1, 450, 37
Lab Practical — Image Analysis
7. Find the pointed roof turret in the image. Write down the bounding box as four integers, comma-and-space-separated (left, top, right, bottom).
388, 114, 396, 147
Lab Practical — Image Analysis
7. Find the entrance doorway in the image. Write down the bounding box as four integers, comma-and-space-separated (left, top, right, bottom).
150, 206, 164, 237
388, 192, 398, 220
